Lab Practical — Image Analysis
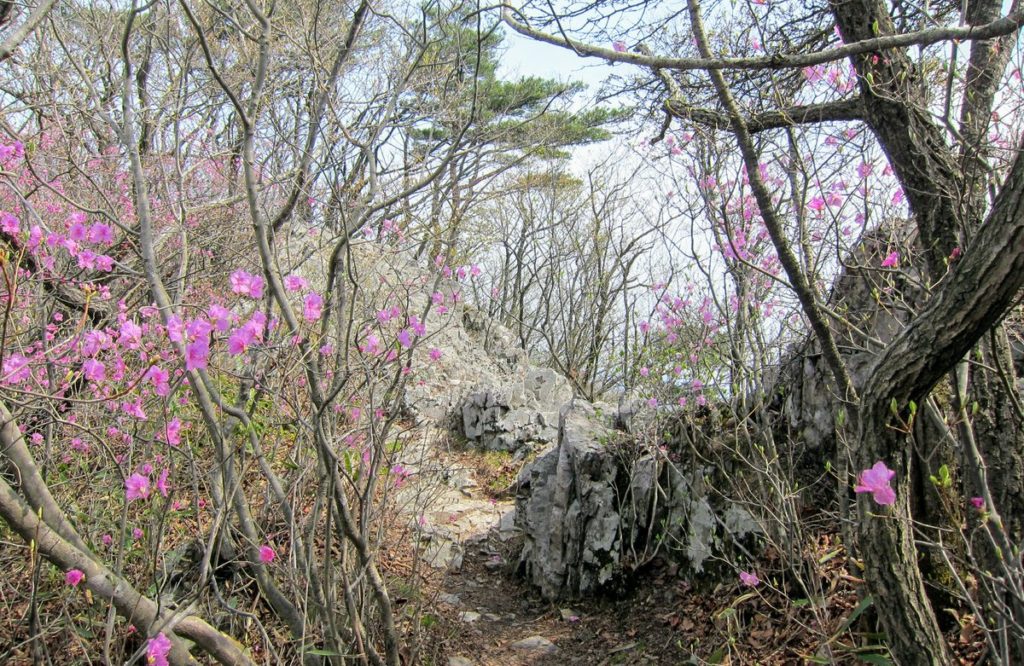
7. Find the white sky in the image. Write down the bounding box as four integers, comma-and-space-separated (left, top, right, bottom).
498, 30, 613, 89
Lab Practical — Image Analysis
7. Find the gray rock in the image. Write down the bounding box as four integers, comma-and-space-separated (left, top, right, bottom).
516, 401, 762, 597
509, 635, 557, 654
438, 592, 462, 606
516, 401, 621, 598
448, 656, 474, 666
459, 367, 573, 454
458, 611, 481, 623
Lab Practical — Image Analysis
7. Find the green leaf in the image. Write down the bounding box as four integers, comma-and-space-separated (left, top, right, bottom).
890, 398, 899, 415
838, 595, 874, 633
306, 648, 343, 657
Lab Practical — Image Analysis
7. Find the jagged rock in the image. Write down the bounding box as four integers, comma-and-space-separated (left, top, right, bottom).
460, 368, 572, 453
516, 401, 622, 598
516, 401, 762, 598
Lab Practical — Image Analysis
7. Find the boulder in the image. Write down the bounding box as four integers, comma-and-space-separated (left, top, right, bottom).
516, 401, 622, 598
460, 368, 572, 453
515, 401, 762, 598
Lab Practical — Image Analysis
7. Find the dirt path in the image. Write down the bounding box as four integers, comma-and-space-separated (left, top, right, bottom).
395, 427, 675, 666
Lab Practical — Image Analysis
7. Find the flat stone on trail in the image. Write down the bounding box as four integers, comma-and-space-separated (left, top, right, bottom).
458, 610, 481, 623
509, 635, 557, 654
448, 657, 474, 666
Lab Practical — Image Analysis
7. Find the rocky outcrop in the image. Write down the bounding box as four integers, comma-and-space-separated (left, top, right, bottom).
515, 400, 760, 599
516, 401, 621, 598
460, 368, 572, 453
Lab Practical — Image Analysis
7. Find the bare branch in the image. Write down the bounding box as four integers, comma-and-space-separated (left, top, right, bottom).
501, 6, 1023, 72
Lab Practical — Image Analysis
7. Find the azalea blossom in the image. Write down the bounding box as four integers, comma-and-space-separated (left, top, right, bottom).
259, 545, 275, 564
82, 358, 106, 382
612, 40, 627, 52
855, 461, 896, 506
303, 292, 323, 321
229, 270, 265, 299
397, 329, 412, 348
125, 473, 151, 501
970, 496, 985, 510
165, 418, 182, 446
428, 347, 442, 361
146, 632, 172, 666
739, 571, 760, 587
185, 339, 209, 371
0, 211, 19, 235
881, 251, 899, 268
65, 569, 85, 587
157, 469, 170, 497
284, 274, 308, 291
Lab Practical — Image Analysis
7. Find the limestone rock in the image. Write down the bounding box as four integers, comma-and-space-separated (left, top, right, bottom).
460, 368, 572, 453
516, 401, 621, 598
509, 635, 557, 654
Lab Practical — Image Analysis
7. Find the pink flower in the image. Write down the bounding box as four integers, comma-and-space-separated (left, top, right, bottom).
397, 329, 412, 348
970, 496, 985, 510
157, 469, 170, 497
857, 161, 874, 179
146, 632, 172, 666
102, 534, 112, 546
647, 398, 658, 408
207, 304, 233, 331
259, 545, 275, 564
87, 223, 114, 245
429, 347, 442, 361
185, 339, 209, 371
68, 219, 87, 241
854, 461, 896, 506
227, 327, 254, 355
881, 251, 899, 268
125, 473, 151, 501
612, 40, 627, 52
361, 333, 382, 356
639, 367, 650, 377
65, 569, 85, 587
391, 464, 410, 488
132, 527, 144, 540
82, 358, 106, 382
229, 270, 265, 299
165, 418, 182, 446
1, 212, 19, 235
739, 571, 760, 587
284, 274, 308, 291
303, 292, 323, 321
